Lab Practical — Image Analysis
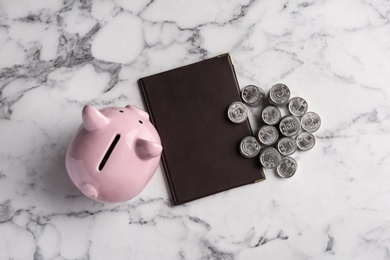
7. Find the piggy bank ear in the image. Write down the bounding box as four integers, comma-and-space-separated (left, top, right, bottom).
82, 105, 109, 131
126, 105, 149, 120
136, 139, 162, 159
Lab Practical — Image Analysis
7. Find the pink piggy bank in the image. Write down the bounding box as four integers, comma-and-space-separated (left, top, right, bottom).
65, 104, 162, 203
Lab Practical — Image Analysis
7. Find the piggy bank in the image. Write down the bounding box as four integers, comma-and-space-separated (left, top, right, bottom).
65, 104, 162, 203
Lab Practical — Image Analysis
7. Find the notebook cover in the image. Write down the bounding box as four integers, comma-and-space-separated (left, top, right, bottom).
139, 54, 265, 205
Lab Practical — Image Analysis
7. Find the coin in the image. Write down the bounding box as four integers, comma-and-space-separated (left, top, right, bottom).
288, 97, 308, 116
239, 136, 261, 158
261, 105, 282, 125
257, 125, 279, 146
268, 83, 291, 106
301, 112, 321, 133
277, 137, 297, 156
279, 115, 300, 137
259, 147, 281, 169
241, 85, 265, 107
276, 156, 297, 178
227, 102, 248, 123
296, 131, 316, 151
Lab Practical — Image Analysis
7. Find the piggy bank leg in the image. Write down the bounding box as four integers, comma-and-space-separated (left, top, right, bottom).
81, 183, 98, 199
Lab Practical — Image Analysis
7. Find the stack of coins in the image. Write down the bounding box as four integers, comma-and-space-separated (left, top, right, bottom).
277, 137, 297, 156
239, 136, 261, 158
258, 125, 279, 146
230, 83, 321, 179
241, 85, 265, 107
227, 101, 249, 124
269, 83, 290, 106
262, 105, 281, 125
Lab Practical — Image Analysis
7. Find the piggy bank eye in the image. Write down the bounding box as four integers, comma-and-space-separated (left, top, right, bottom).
119, 110, 124, 113
139, 120, 143, 124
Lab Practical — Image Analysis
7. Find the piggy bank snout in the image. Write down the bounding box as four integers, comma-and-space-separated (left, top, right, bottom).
136, 139, 163, 159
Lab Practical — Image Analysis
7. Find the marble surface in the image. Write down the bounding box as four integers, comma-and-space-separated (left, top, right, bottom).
1, 0, 390, 259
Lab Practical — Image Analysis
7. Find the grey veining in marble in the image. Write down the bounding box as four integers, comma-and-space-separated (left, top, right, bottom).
1, 0, 390, 259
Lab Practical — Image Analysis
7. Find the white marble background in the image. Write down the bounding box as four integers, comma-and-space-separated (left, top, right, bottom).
1, 0, 390, 259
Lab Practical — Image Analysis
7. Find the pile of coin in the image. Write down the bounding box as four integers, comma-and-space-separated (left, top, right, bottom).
227, 83, 321, 178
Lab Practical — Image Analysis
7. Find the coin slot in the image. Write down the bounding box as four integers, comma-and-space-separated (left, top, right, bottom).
99, 134, 121, 171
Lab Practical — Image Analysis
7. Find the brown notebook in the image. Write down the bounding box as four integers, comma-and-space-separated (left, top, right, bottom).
139, 54, 265, 205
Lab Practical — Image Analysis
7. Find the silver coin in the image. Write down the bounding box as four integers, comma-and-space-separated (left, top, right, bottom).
227, 102, 248, 123
257, 125, 279, 146
279, 115, 300, 137
277, 137, 297, 156
261, 105, 282, 125
268, 83, 291, 106
276, 156, 297, 178
288, 97, 308, 116
241, 85, 265, 107
239, 136, 261, 158
296, 131, 316, 151
259, 147, 281, 169
301, 112, 321, 133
